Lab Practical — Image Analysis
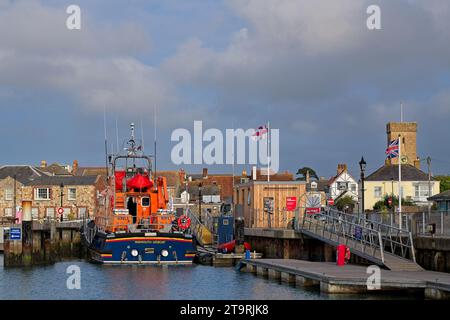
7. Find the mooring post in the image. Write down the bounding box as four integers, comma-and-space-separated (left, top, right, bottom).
22, 200, 33, 267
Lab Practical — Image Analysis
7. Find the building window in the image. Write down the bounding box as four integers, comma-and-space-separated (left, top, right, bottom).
374, 186, 382, 198
5, 188, 13, 201
337, 182, 347, 191
35, 188, 50, 200
247, 190, 251, 206
68, 188, 77, 201
350, 184, 357, 193
4, 208, 13, 217
142, 197, 150, 207
414, 185, 429, 198
32, 208, 39, 219
46, 207, 55, 218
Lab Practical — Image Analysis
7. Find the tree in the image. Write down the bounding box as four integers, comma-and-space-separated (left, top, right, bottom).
335, 195, 356, 212
296, 167, 319, 181
435, 175, 450, 193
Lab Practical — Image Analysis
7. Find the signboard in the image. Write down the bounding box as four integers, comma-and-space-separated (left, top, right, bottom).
306, 207, 321, 215
57, 207, 64, 215
327, 198, 335, 206
286, 197, 297, 211
354, 226, 362, 240
263, 197, 274, 214
10, 227, 21, 240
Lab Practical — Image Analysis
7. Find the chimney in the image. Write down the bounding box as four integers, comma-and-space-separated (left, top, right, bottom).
40, 160, 47, 168
337, 164, 347, 175
306, 170, 310, 183
72, 160, 78, 175
414, 157, 421, 169
252, 166, 257, 180
178, 168, 186, 184
202, 168, 208, 179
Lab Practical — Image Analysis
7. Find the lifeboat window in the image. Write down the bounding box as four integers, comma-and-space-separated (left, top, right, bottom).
142, 197, 150, 207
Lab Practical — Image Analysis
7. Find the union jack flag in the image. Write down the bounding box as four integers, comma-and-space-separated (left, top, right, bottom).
386, 138, 399, 159
251, 125, 268, 141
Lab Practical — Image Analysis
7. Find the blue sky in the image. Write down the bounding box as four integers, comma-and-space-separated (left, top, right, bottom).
1, 0, 450, 179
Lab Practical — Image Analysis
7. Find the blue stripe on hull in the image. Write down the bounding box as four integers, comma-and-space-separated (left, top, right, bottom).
90, 237, 196, 264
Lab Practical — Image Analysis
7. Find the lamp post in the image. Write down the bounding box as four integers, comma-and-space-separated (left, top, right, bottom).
60, 183, 64, 222
359, 157, 367, 219
198, 183, 203, 224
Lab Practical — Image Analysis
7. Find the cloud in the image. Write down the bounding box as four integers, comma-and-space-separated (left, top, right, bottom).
0, 0, 175, 119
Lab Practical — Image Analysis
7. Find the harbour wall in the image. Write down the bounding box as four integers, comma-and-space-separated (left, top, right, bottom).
414, 237, 450, 273
245, 228, 450, 272
2, 221, 84, 267
244, 228, 372, 266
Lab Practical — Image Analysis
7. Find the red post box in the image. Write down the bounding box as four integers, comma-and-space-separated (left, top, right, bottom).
336, 244, 346, 266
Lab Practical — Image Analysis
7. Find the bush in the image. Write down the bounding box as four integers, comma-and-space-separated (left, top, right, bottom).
373, 195, 414, 211
335, 195, 356, 212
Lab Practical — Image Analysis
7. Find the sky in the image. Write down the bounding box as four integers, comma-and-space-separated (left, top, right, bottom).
1, 0, 450, 179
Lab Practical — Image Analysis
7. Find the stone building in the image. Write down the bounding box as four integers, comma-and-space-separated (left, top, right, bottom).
362, 121, 440, 211
386, 122, 421, 168
0, 165, 105, 221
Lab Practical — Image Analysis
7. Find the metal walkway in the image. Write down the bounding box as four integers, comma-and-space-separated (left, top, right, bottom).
297, 209, 423, 271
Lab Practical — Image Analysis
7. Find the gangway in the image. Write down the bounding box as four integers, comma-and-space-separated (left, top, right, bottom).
297, 209, 423, 271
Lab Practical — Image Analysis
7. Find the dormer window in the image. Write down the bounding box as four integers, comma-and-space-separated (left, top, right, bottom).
311, 182, 317, 189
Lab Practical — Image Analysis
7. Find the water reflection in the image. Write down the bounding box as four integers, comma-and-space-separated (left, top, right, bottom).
0, 256, 419, 300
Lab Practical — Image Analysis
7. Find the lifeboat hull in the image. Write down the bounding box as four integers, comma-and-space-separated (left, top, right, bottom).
87, 231, 197, 264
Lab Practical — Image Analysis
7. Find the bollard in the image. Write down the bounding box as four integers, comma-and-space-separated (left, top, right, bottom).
22, 200, 33, 267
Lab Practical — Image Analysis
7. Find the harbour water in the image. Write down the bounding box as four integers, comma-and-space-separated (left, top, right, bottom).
0, 255, 418, 300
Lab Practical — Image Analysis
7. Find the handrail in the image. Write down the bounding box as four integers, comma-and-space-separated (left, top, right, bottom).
298, 209, 416, 262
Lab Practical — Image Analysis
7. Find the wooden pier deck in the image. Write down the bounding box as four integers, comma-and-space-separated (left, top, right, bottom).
240, 259, 450, 299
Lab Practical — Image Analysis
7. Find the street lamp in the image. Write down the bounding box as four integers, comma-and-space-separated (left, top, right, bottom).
60, 183, 64, 222
198, 183, 203, 224
359, 157, 367, 218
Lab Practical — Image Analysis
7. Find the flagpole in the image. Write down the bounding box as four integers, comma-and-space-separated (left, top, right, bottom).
398, 134, 402, 229
267, 121, 270, 183
232, 121, 235, 204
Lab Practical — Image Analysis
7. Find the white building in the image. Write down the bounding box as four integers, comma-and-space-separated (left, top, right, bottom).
327, 164, 359, 202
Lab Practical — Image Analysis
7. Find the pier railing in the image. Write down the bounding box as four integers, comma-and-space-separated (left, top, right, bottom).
300, 209, 385, 263
298, 209, 417, 263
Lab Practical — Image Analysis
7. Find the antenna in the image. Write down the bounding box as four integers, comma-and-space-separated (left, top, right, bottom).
140, 119, 145, 152
154, 105, 157, 182
103, 106, 109, 174
400, 101, 403, 122
115, 117, 119, 155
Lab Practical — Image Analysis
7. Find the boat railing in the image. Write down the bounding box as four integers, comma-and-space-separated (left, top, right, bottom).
95, 213, 176, 233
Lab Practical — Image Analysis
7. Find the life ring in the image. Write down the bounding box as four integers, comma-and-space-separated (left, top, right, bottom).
345, 247, 351, 262
177, 215, 191, 230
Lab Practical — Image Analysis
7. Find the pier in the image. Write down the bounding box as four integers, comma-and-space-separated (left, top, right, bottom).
240, 259, 450, 299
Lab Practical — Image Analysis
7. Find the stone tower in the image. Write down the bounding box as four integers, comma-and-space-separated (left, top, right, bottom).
386, 122, 420, 169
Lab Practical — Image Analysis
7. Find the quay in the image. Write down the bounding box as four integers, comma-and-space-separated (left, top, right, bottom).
2, 220, 83, 267
240, 259, 450, 299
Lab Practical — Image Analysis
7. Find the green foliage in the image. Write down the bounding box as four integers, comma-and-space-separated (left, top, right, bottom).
373, 195, 414, 211
296, 167, 319, 181
435, 175, 450, 192
67, 212, 76, 221
335, 195, 355, 211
